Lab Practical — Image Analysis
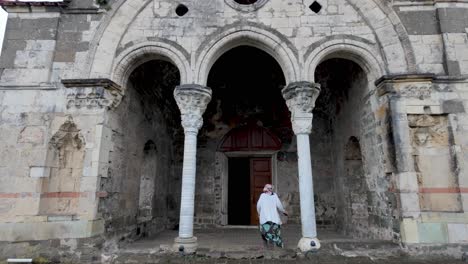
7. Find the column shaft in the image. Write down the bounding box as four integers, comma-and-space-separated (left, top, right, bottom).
297, 134, 317, 238
178, 131, 198, 238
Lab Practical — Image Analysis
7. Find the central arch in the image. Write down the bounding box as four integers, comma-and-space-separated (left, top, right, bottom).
204, 45, 291, 226
195, 23, 301, 85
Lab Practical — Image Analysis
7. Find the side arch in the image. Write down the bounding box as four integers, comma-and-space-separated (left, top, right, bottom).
194, 23, 301, 85
305, 36, 385, 86
112, 40, 191, 88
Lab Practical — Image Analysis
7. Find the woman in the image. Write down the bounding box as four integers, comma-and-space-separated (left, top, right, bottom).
256, 184, 288, 248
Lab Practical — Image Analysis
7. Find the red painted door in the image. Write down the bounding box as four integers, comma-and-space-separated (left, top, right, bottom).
250, 158, 272, 225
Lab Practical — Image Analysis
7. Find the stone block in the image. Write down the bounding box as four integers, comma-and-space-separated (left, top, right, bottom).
418, 222, 448, 243
14, 50, 54, 69
401, 218, 419, 243
0, 69, 51, 86
438, 8, 468, 33
447, 223, 468, 243
0, 219, 105, 241
47, 215, 74, 222
396, 172, 419, 192
82, 162, 98, 177
447, 60, 461, 76
400, 193, 420, 214
420, 193, 462, 212
13, 197, 41, 216
442, 100, 465, 114
80, 176, 98, 192
3, 91, 36, 109
30, 166, 50, 178
406, 105, 442, 114
462, 194, 468, 211
0, 40, 27, 68
398, 10, 439, 35
25, 40, 56, 51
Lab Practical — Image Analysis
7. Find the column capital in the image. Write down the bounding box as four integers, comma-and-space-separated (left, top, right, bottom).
174, 84, 212, 133
282, 81, 321, 135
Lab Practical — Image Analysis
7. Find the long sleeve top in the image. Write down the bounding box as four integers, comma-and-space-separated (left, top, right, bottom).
256, 192, 285, 225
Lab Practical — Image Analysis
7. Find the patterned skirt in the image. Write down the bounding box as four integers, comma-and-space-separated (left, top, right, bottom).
260, 221, 283, 248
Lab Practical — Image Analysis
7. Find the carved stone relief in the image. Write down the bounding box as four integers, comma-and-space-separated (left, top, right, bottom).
399, 83, 432, 99
62, 79, 123, 111
408, 114, 461, 212
39, 117, 85, 215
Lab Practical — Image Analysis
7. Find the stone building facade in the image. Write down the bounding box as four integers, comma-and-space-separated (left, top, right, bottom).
0, 0, 468, 258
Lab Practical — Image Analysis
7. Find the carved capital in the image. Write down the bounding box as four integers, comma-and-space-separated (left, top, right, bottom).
375, 74, 435, 99
62, 79, 123, 111
174, 84, 212, 133
282, 82, 321, 135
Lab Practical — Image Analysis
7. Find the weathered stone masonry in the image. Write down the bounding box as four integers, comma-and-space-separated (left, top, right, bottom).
0, 0, 468, 260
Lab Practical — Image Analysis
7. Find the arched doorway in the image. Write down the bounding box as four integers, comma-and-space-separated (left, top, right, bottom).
203, 45, 290, 226
218, 123, 282, 225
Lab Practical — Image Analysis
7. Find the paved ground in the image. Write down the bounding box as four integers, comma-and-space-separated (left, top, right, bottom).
112, 254, 468, 264
110, 226, 467, 263
12, 256, 468, 264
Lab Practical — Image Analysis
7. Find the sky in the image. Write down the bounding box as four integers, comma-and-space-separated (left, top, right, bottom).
0, 1, 63, 55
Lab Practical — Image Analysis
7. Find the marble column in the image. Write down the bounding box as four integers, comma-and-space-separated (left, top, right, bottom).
173, 84, 212, 253
282, 81, 321, 252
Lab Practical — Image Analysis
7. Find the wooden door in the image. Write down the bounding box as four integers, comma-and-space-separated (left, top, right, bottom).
250, 158, 272, 225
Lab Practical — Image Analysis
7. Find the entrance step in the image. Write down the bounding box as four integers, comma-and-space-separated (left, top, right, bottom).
115, 240, 404, 261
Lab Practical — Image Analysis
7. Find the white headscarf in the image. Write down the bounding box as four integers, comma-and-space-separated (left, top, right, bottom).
263, 184, 273, 195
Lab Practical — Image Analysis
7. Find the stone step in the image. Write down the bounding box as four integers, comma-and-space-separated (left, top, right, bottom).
116, 240, 403, 261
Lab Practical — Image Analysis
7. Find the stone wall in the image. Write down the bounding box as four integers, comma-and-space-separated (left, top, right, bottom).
377, 75, 468, 245
0, 86, 106, 241
315, 58, 397, 240
97, 62, 182, 237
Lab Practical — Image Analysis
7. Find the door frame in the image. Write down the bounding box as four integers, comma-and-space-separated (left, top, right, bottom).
215, 150, 279, 226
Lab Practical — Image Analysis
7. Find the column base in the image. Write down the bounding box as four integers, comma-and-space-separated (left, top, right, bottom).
173, 236, 198, 254
298, 237, 321, 252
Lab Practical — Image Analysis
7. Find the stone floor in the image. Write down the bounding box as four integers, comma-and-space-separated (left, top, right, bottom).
109, 226, 467, 263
